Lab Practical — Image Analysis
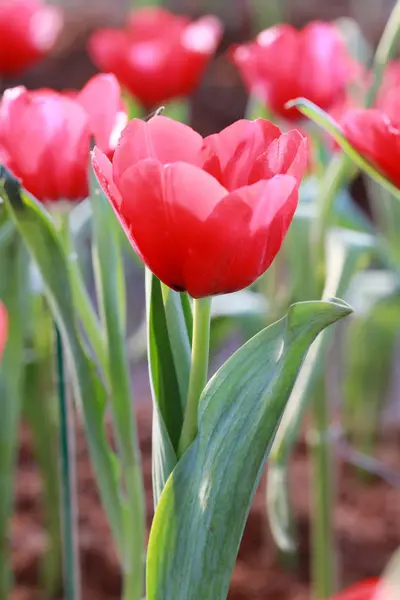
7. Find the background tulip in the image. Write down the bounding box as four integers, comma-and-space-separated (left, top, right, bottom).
0, 0, 63, 77
231, 21, 358, 121
88, 7, 222, 108
328, 578, 379, 600
0, 74, 126, 202
92, 116, 307, 298
340, 108, 400, 189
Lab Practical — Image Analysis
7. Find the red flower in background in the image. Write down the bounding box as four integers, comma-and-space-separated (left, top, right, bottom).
0, 0, 63, 76
0, 302, 8, 362
0, 74, 127, 202
340, 108, 400, 189
329, 578, 396, 600
231, 21, 358, 121
88, 7, 222, 108
92, 116, 307, 298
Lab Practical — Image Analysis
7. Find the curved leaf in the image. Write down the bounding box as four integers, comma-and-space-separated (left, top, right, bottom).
146, 298, 352, 600
0, 166, 124, 554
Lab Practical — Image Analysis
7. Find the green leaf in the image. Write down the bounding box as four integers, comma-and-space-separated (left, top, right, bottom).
267, 228, 373, 556
0, 166, 124, 555
146, 298, 352, 600
290, 97, 400, 201
0, 232, 29, 597
146, 272, 183, 505
90, 168, 145, 598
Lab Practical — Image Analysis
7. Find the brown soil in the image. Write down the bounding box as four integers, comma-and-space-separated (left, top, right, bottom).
10, 403, 400, 600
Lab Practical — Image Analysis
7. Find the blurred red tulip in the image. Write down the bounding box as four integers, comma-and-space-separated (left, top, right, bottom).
329, 578, 380, 600
0, 0, 63, 77
92, 116, 307, 298
231, 21, 358, 121
341, 108, 400, 188
88, 7, 222, 108
0, 302, 8, 362
0, 74, 127, 202
375, 60, 400, 128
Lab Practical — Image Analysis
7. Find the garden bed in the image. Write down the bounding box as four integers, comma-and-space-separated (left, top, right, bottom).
11, 403, 400, 600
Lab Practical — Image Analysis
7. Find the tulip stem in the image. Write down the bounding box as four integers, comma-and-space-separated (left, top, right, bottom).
55, 326, 81, 600
178, 296, 212, 457
367, 0, 400, 107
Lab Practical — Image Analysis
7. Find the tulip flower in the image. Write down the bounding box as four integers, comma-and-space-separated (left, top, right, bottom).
231, 21, 358, 121
0, 0, 63, 77
0, 74, 127, 202
88, 7, 222, 108
0, 302, 7, 362
329, 578, 390, 600
340, 108, 400, 189
92, 116, 308, 298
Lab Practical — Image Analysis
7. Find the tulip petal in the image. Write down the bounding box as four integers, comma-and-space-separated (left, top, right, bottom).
341, 109, 400, 189
183, 175, 298, 297
116, 159, 227, 292
113, 116, 203, 184
77, 73, 127, 156
0, 301, 8, 362
249, 130, 308, 184
202, 118, 281, 190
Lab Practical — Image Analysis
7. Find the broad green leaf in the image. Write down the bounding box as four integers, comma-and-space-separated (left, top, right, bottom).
0, 232, 29, 597
90, 168, 145, 597
290, 97, 400, 201
146, 272, 183, 505
146, 298, 352, 600
267, 228, 373, 556
0, 166, 124, 555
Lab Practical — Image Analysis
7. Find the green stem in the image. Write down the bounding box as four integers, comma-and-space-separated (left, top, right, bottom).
310, 377, 337, 599
55, 326, 81, 600
178, 296, 212, 458
366, 0, 400, 107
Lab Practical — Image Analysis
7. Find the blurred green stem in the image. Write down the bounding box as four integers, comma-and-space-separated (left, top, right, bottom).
178, 296, 212, 457
0, 236, 27, 598
23, 297, 62, 596
55, 326, 81, 600
310, 377, 337, 599
366, 0, 400, 107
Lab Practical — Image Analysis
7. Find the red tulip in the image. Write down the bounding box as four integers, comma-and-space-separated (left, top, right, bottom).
88, 7, 222, 108
92, 116, 307, 298
0, 302, 8, 362
231, 21, 358, 121
375, 61, 400, 128
0, 0, 63, 76
329, 578, 391, 600
340, 108, 400, 189
0, 74, 127, 202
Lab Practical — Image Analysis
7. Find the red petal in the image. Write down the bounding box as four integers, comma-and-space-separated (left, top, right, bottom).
77, 73, 127, 156
0, 301, 8, 362
184, 175, 298, 297
6, 90, 89, 201
202, 118, 282, 190
116, 159, 227, 292
249, 130, 308, 184
329, 578, 379, 600
113, 116, 203, 184
87, 29, 129, 76
342, 109, 400, 188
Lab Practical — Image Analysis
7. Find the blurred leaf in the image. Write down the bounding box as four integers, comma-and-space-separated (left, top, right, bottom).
335, 17, 373, 65
90, 168, 145, 597
290, 98, 400, 202
146, 298, 352, 600
0, 166, 124, 555
368, 178, 400, 268
267, 228, 373, 556
211, 290, 267, 318
0, 232, 29, 597
163, 99, 189, 124
343, 286, 400, 453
